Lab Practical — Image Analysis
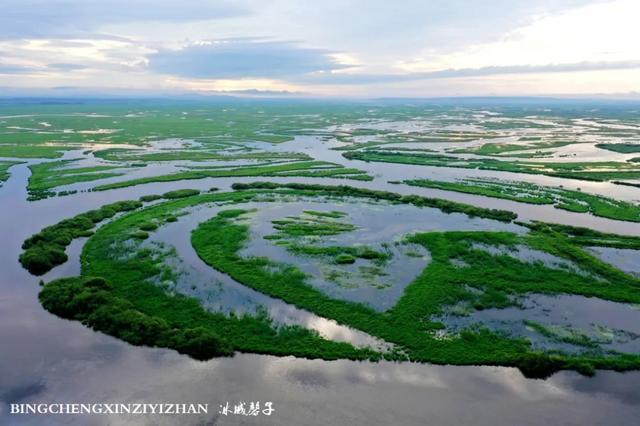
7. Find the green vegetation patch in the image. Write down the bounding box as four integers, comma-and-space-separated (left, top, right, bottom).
335, 253, 357, 264
139, 194, 163, 202
344, 150, 640, 182
596, 143, 640, 154
28, 160, 137, 200
191, 205, 640, 377
232, 182, 517, 222
0, 160, 20, 184
161, 188, 201, 199
523, 320, 600, 349
404, 178, 640, 222
19, 199, 142, 275
45, 194, 383, 362
264, 210, 392, 267
27, 185, 640, 377
525, 222, 640, 250
40, 276, 233, 359
0, 144, 72, 159
303, 210, 347, 218
271, 213, 356, 237
95, 149, 310, 163
284, 244, 390, 265
333, 129, 503, 151
453, 141, 574, 157
93, 161, 372, 191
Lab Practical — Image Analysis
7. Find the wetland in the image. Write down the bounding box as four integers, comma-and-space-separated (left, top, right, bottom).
2, 98, 640, 425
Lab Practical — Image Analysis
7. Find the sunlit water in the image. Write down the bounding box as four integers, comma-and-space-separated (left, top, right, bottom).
2, 112, 640, 424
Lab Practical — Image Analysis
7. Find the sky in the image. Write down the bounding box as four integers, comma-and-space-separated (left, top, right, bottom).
0, 0, 638, 98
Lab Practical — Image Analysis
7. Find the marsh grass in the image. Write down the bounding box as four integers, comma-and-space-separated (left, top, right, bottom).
20, 200, 142, 275
404, 178, 640, 222
28, 186, 640, 377
345, 150, 640, 182
93, 161, 372, 191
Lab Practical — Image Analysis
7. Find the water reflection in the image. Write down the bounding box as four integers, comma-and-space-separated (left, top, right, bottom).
144, 204, 392, 351
1, 121, 640, 425
439, 294, 640, 353
241, 200, 522, 310
587, 247, 640, 278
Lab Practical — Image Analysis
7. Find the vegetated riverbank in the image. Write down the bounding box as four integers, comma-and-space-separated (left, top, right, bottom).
19, 199, 142, 275
192, 206, 640, 378
94, 148, 311, 163
27, 160, 138, 200
451, 141, 576, 157
29, 185, 640, 378
40, 190, 390, 363
231, 182, 518, 222
91, 161, 372, 192
19, 188, 209, 275
402, 178, 640, 222
0, 144, 73, 159
0, 160, 21, 184
344, 150, 640, 182
596, 143, 640, 154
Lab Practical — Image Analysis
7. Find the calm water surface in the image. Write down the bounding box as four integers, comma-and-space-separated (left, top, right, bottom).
1, 152, 640, 425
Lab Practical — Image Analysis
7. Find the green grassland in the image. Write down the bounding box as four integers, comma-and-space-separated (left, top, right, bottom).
27, 160, 140, 200
0, 103, 305, 146
0, 160, 20, 184
20, 199, 143, 275
403, 178, 640, 222
92, 161, 372, 191
93, 148, 311, 163
452, 140, 575, 157
344, 150, 640, 182
0, 144, 74, 159
596, 143, 640, 153
525, 221, 640, 250
0, 100, 457, 149
333, 129, 503, 151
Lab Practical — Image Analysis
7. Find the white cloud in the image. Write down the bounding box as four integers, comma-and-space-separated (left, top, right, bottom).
400, 0, 640, 71
149, 40, 348, 79
0, 0, 637, 97
0, 1, 248, 39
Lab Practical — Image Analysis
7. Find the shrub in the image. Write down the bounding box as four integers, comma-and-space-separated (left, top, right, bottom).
335, 253, 356, 264
40, 276, 233, 359
19, 247, 68, 276
162, 189, 200, 199
139, 194, 162, 202
139, 222, 158, 231
20, 200, 143, 275
172, 327, 233, 359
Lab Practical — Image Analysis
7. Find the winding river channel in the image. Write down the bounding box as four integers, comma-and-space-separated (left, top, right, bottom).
2, 130, 640, 425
